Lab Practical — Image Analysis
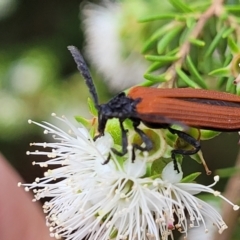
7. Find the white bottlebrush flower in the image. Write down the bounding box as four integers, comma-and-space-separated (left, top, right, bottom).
154, 162, 239, 238
82, 1, 148, 91
20, 114, 239, 240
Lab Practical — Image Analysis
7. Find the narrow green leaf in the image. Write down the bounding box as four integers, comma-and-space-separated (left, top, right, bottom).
216, 55, 233, 88
236, 81, 240, 95
145, 55, 179, 62
167, 47, 180, 56
218, 34, 228, 56
106, 119, 122, 145
189, 38, 205, 47
186, 55, 207, 89
186, 17, 196, 28
228, 36, 239, 53
174, 15, 187, 21
146, 61, 168, 73
181, 172, 201, 183
224, 54, 233, 66
226, 76, 236, 93
145, 49, 180, 73
225, 5, 240, 13
217, 76, 227, 88
191, 2, 210, 11
142, 24, 173, 53
144, 73, 167, 83
169, 0, 193, 12
222, 27, 235, 38
89, 128, 95, 138
138, 13, 178, 22
209, 67, 230, 77
135, 80, 155, 88
157, 25, 183, 54
219, 12, 228, 21
88, 97, 98, 116
75, 116, 90, 128
204, 26, 228, 57
179, 20, 197, 45
176, 67, 200, 88
199, 129, 220, 140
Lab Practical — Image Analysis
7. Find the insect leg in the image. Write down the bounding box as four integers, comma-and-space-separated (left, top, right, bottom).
168, 127, 201, 173
131, 120, 153, 161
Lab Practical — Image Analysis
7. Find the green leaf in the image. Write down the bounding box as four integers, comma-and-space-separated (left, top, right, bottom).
145, 55, 179, 62
75, 116, 90, 127
223, 54, 233, 66
106, 119, 121, 145
191, 2, 210, 11
157, 24, 184, 54
176, 67, 200, 88
226, 76, 236, 93
146, 48, 181, 73
174, 15, 187, 21
236, 82, 240, 95
199, 129, 220, 140
135, 80, 155, 88
88, 97, 98, 116
142, 24, 173, 53
228, 36, 239, 53
138, 13, 178, 22
179, 24, 195, 44
168, 0, 193, 12
225, 5, 240, 13
144, 73, 167, 82
186, 17, 196, 28
181, 172, 201, 183
209, 67, 230, 77
89, 127, 95, 139
217, 55, 233, 88
186, 55, 207, 89
222, 27, 235, 38
189, 38, 205, 47
167, 47, 180, 56
151, 158, 172, 176
204, 26, 228, 57
146, 61, 167, 73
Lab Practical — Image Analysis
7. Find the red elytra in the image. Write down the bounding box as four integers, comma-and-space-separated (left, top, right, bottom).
128, 86, 240, 131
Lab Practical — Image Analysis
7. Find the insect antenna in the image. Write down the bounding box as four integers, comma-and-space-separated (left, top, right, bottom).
68, 45, 99, 109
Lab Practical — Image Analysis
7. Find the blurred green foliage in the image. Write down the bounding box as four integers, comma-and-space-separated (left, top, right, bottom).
0, 0, 105, 181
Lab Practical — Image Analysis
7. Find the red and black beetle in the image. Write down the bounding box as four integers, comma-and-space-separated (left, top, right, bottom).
68, 45, 240, 172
